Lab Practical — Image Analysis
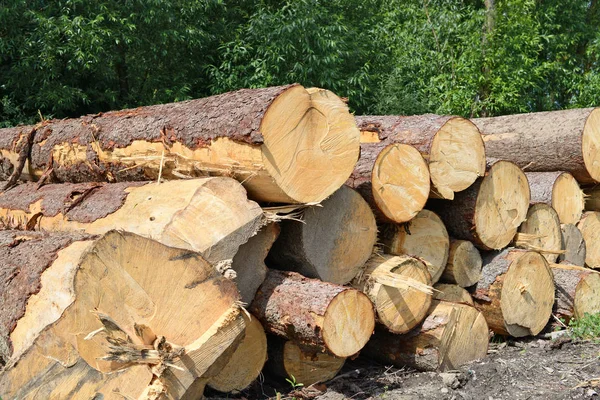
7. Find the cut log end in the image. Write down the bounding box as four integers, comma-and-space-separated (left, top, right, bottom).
442, 239, 482, 287
577, 212, 600, 268
558, 224, 586, 267
262, 87, 360, 203
552, 173, 585, 224
371, 143, 430, 223
574, 272, 600, 319
433, 284, 474, 305
582, 108, 600, 183
514, 203, 562, 263
551, 264, 600, 321
428, 117, 486, 200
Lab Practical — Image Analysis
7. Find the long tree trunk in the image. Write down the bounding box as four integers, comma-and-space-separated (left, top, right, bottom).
526, 172, 584, 224
472, 249, 555, 337
346, 142, 430, 223
0, 230, 245, 399
441, 239, 482, 288
473, 107, 600, 183
0, 178, 263, 265
0, 85, 360, 204
249, 270, 375, 358
430, 161, 530, 250
558, 224, 586, 267
355, 115, 486, 200
513, 203, 562, 263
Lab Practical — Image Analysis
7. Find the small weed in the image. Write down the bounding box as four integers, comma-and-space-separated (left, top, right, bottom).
285, 374, 304, 390
569, 313, 600, 341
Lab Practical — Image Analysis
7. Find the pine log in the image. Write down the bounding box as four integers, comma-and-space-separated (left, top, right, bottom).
513, 203, 562, 263
526, 172, 584, 224
583, 185, 600, 211
382, 209, 449, 283
472, 249, 555, 337
352, 254, 432, 334
433, 283, 474, 305
577, 212, 600, 268
267, 186, 377, 285
430, 161, 530, 250
249, 270, 375, 358
363, 301, 489, 371
550, 264, 600, 321
356, 115, 486, 200
0, 230, 245, 399
208, 314, 268, 393
231, 223, 280, 304
267, 337, 345, 387
441, 239, 482, 287
346, 142, 430, 223
0, 85, 360, 204
474, 107, 600, 183
558, 224, 586, 266
0, 178, 263, 265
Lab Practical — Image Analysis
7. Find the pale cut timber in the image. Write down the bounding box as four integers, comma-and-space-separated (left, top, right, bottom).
267, 186, 377, 285
472, 249, 555, 337
550, 264, 600, 322
231, 223, 280, 304
526, 172, 584, 224
558, 224, 586, 266
267, 337, 345, 387
208, 314, 267, 393
474, 107, 600, 183
430, 161, 530, 250
363, 301, 489, 371
0, 178, 263, 265
352, 254, 432, 334
577, 212, 600, 268
382, 209, 449, 284
250, 270, 375, 358
513, 203, 562, 263
433, 284, 474, 305
356, 115, 486, 200
346, 142, 430, 223
441, 239, 482, 287
0, 85, 360, 204
0, 230, 245, 399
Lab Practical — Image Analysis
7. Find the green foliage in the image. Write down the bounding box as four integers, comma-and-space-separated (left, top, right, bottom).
285, 374, 304, 390
568, 313, 600, 341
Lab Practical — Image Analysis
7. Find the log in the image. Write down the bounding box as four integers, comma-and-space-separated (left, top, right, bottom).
577, 212, 600, 268
583, 185, 600, 211
513, 203, 562, 263
267, 186, 377, 285
382, 209, 450, 284
430, 161, 530, 250
356, 115, 486, 200
474, 107, 600, 183
346, 142, 430, 223
0, 230, 245, 399
0, 177, 263, 265
208, 314, 268, 393
550, 264, 600, 322
352, 254, 432, 334
558, 224, 586, 267
231, 223, 280, 304
0, 85, 360, 204
526, 172, 584, 224
472, 249, 555, 337
363, 301, 489, 371
433, 283, 474, 305
441, 239, 482, 288
249, 270, 375, 358
266, 337, 345, 387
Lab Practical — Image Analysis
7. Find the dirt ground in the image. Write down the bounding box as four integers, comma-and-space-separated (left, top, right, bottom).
205, 337, 600, 400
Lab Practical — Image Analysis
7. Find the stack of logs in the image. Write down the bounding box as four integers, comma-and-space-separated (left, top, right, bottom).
1, 84, 600, 399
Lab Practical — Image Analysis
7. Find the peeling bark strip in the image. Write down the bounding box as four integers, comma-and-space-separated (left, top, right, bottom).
355, 115, 486, 200
0, 85, 360, 203
472, 249, 555, 337
551, 264, 600, 321
363, 301, 488, 372
249, 270, 375, 357
0, 177, 264, 264
474, 107, 600, 183
0, 230, 245, 399
525, 172, 584, 224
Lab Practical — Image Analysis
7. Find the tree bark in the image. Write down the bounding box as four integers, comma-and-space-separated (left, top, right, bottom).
526, 172, 584, 224
0, 85, 360, 204
472, 249, 555, 337
558, 224, 586, 267
551, 264, 600, 322
0, 177, 263, 265
0, 230, 245, 399
249, 270, 375, 358
473, 107, 600, 183
441, 239, 482, 287
355, 115, 486, 200
513, 203, 562, 263
577, 212, 600, 268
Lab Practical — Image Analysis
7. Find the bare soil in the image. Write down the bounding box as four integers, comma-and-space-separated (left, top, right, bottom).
205, 337, 600, 400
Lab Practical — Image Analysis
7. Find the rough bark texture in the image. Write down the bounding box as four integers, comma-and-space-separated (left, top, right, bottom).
441, 239, 482, 287
551, 264, 600, 321
474, 108, 599, 183
558, 224, 586, 267
526, 172, 584, 224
